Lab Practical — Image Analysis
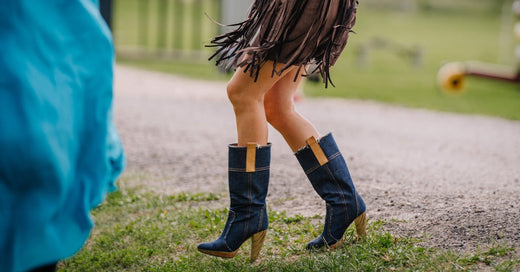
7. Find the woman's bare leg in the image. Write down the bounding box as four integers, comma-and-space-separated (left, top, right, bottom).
227, 62, 299, 146
264, 68, 320, 152
264, 66, 368, 252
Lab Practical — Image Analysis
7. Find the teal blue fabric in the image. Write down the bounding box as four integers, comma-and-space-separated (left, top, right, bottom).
0, 1, 125, 271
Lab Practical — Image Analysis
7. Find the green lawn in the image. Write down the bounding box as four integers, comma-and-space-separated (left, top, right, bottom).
59, 175, 520, 271
304, 7, 520, 120
115, 1, 520, 120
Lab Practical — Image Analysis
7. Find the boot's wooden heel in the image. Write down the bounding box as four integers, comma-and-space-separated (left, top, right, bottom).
354, 211, 367, 238
250, 230, 267, 261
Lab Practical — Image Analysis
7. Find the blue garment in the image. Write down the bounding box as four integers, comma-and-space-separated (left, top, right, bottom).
0, 1, 125, 271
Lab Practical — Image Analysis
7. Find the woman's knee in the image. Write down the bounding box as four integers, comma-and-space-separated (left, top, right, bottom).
226, 80, 241, 105
226, 80, 261, 110
264, 96, 291, 128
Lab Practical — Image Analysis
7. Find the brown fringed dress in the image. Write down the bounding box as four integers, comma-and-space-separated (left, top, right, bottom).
208, 0, 359, 87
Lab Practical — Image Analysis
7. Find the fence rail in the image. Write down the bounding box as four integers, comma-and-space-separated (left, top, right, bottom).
114, 0, 222, 59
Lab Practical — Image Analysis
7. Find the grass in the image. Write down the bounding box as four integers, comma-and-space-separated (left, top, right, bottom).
303, 7, 520, 120
114, 1, 520, 120
117, 57, 229, 82
58, 175, 520, 271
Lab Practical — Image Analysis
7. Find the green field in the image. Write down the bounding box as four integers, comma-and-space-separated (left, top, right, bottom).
115, 0, 520, 120
306, 7, 520, 120
59, 182, 520, 271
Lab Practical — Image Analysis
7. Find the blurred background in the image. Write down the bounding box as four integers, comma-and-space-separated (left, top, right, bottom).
106, 0, 519, 120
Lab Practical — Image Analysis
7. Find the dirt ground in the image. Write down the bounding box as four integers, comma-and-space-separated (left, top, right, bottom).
113, 66, 520, 252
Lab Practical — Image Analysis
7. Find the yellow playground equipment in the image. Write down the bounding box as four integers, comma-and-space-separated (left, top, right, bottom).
438, 0, 520, 93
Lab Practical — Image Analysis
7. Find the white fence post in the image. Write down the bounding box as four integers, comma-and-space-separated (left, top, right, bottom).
220, 0, 253, 33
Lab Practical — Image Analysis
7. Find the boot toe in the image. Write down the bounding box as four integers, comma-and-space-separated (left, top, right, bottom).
305, 236, 342, 250
197, 240, 229, 252
305, 236, 327, 250
197, 242, 212, 251
197, 241, 238, 258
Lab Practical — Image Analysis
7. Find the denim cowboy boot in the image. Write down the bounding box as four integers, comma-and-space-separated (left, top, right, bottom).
197, 143, 270, 261
295, 133, 366, 250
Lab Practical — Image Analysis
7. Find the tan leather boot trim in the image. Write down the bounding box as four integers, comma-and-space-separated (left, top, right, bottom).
246, 143, 257, 172
306, 136, 328, 166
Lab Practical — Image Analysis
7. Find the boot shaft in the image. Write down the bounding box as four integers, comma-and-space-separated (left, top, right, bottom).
295, 133, 365, 219
228, 143, 271, 171
228, 143, 271, 211
295, 133, 342, 174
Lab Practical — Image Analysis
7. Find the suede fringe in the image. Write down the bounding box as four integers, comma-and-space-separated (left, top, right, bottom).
207, 0, 359, 88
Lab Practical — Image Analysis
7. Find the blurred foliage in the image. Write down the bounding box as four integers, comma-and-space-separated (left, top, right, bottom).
113, 0, 220, 54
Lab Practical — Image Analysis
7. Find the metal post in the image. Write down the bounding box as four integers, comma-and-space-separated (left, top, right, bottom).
99, 0, 113, 29
173, 0, 184, 50
216, 0, 252, 71
220, 0, 252, 33
192, 0, 202, 50
157, 0, 168, 50
513, 0, 520, 76
138, 0, 150, 47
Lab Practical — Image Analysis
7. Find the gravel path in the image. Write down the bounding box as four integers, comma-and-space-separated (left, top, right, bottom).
114, 65, 520, 252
